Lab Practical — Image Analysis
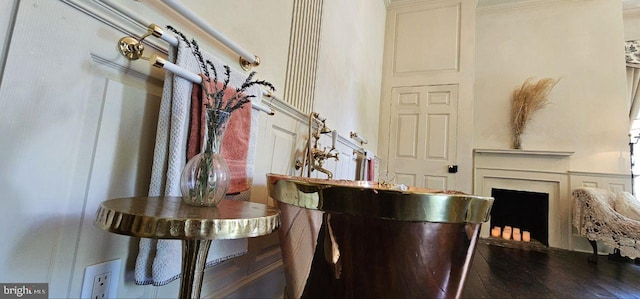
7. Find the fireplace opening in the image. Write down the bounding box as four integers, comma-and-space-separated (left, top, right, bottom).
490, 188, 549, 246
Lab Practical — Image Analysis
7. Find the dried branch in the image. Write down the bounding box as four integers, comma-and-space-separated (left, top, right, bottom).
511, 77, 560, 148
165, 26, 277, 115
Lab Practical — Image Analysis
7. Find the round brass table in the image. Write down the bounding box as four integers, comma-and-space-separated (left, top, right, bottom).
94, 197, 280, 299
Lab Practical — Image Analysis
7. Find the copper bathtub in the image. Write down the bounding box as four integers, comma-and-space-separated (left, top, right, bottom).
267, 174, 494, 299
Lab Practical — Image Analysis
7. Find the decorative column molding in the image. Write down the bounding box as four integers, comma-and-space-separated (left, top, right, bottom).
282, 0, 324, 114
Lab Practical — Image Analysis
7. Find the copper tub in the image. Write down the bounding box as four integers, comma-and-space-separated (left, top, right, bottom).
267, 174, 493, 299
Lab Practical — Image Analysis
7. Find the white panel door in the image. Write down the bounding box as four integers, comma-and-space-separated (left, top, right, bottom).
388, 85, 458, 189
380, 0, 475, 193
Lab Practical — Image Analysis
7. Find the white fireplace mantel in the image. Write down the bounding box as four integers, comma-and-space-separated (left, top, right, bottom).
474, 148, 574, 174
473, 148, 574, 249
474, 148, 575, 156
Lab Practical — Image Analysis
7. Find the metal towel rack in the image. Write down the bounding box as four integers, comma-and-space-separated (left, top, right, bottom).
160, 0, 260, 71
148, 52, 276, 115
104, 0, 274, 115
350, 132, 368, 146
102, 0, 260, 70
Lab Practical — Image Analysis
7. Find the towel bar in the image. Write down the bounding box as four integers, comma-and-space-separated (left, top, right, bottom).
116, 25, 274, 116
159, 0, 260, 71
149, 55, 274, 116
100, 0, 260, 71
350, 131, 368, 145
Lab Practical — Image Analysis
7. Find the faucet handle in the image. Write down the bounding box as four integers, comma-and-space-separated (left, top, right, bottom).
329, 151, 339, 161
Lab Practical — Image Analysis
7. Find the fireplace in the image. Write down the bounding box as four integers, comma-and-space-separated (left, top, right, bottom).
490, 188, 549, 246
473, 149, 574, 249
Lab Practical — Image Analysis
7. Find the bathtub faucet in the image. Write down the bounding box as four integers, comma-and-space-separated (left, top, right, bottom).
295, 112, 339, 179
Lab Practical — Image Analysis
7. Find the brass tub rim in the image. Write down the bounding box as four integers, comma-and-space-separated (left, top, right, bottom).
267, 173, 494, 223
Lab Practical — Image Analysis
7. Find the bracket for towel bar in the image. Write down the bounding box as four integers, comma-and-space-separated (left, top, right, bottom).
239, 55, 261, 72
116, 24, 275, 116
350, 132, 368, 145
117, 24, 164, 61
117, 22, 260, 71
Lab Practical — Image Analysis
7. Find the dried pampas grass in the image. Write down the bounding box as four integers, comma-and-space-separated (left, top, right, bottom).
511, 77, 559, 149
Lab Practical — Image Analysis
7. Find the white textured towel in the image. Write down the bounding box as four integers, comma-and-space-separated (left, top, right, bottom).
134, 37, 261, 286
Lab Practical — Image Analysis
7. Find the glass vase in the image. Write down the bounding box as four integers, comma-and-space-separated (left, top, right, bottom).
512, 133, 522, 149
180, 108, 231, 206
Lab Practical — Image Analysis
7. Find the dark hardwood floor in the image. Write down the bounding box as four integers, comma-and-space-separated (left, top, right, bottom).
462, 239, 640, 298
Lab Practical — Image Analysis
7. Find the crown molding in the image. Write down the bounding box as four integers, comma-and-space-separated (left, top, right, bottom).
386, 0, 461, 10
477, 0, 581, 14
624, 7, 640, 18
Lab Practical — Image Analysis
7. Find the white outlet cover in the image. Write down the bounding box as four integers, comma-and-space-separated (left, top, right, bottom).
81, 259, 121, 299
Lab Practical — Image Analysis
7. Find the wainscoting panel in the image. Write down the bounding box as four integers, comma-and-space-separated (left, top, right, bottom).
268, 125, 299, 176
569, 171, 631, 193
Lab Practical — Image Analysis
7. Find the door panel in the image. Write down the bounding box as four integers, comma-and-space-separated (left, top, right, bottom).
427, 114, 449, 159
388, 85, 458, 189
425, 175, 447, 190
396, 113, 419, 158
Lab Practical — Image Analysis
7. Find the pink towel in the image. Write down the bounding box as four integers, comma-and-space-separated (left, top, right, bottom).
187, 76, 251, 194
367, 158, 375, 181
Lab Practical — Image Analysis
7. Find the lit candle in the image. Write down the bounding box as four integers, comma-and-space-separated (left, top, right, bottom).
523, 231, 531, 242
502, 227, 511, 240
491, 227, 501, 238
513, 232, 521, 241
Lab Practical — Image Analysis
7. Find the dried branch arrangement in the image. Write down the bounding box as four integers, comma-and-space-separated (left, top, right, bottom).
166, 25, 276, 116
510, 77, 559, 149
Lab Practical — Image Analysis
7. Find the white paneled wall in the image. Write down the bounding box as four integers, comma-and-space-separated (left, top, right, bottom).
258, 98, 371, 183
475, 0, 629, 175
0, 1, 380, 298
569, 172, 631, 194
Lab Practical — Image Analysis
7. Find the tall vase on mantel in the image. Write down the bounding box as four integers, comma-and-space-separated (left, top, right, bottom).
512, 133, 522, 150
180, 108, 231, 206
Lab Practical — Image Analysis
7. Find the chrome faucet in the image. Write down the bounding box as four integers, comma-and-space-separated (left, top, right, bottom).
296, 112, 339, 179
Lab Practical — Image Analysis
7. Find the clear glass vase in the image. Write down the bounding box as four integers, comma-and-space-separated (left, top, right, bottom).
180, 108, 231, 206
512, 133, 522, 149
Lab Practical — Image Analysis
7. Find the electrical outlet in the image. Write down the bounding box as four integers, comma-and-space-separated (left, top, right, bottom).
91, 272, 110, 299
81, 259, 121, 299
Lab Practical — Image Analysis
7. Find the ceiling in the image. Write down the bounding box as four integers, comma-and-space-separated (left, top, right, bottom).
387, 0, 640, 10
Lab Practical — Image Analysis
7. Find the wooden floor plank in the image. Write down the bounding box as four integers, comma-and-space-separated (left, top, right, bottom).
462, 240, 640, 299
570, 255, 640, 299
